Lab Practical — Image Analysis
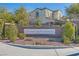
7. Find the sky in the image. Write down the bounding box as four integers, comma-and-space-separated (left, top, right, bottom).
0, 3, 71, 16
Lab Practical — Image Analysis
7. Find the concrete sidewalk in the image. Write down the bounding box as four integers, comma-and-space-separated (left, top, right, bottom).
0, 42, 79, 56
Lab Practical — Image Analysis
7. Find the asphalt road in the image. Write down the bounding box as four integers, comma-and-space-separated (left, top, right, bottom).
0, 42, 79, 56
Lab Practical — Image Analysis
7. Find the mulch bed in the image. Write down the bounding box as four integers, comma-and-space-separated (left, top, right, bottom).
0, 38, 65, 46
1, 38, 79, 47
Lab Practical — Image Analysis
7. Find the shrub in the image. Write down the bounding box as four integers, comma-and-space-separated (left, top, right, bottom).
75, 35, 79, 43
0, 19, 4, 39
48, 38, 54, 41
35, 19, 42, 28
18, 33, 26, 39
0, 36, 2, 40
63, 21, 75, 44
61, 38, 64, 42
5, 23, 18, 42
64, 36, 71, 44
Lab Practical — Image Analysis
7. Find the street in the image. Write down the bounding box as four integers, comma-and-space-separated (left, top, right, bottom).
0, 42, 79, 56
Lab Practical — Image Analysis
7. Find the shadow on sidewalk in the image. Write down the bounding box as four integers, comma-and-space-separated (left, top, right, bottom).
67, 52, 79, 56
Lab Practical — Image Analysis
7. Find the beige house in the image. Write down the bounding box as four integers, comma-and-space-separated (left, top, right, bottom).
29, 8, 53, 24
53, 10, 63, 20
29, 8, 63, 25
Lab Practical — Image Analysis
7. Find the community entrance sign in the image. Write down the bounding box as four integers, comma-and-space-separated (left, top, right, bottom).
24, 29, 55, 35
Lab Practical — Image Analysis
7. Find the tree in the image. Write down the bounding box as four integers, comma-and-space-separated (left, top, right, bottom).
4, 13, 14, 23
0, 7, 14, 23
0, 19, 4, 33
15, 6, 29, 27
66, 3, 79, 19
63, 21, 75, 44
0, 19, 4, 39
0, 7, 6, 19
66, 4, 79, 43
5, 22, 18, 42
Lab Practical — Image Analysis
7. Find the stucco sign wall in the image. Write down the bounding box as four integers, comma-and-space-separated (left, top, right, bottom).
24, 29, 55, 34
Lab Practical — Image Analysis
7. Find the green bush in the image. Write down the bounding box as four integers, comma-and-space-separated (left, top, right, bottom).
48, 38, 54, 41
63, 21, 75, 42
64, 36, 71, 44
5, 23, 18, 42
0, 36, 2, 40
61, 38, 64, 42
75, 35, 79, 43
0, 19, 4, 39
35, 19, 42, 28
18, 33, 26, 39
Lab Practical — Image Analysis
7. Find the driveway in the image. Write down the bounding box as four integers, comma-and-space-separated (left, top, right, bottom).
0, 42, 79, 56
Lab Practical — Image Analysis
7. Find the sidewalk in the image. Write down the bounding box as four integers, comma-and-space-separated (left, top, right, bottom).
0, 42, 79, 56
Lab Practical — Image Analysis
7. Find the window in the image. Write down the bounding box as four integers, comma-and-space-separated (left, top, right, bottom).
36, 12, 39, 18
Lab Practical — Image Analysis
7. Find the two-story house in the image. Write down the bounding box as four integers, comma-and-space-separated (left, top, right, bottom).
29, 8, 63, 26
53, 10, 63, 20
